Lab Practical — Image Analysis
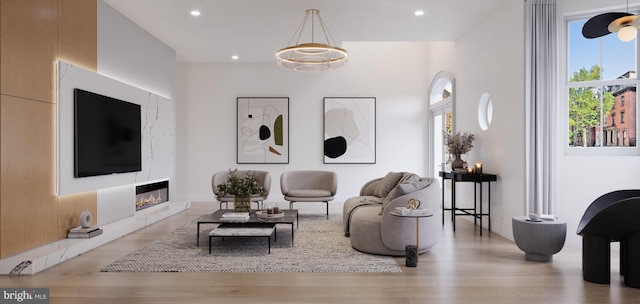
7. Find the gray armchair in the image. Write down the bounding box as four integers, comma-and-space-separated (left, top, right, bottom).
280, 170, 338, 219
211, 170, 271, 210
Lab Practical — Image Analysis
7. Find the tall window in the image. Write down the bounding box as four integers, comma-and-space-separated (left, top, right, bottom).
567, 17, 638, 150
429, 71, 454, 179
612, 113, 616, 126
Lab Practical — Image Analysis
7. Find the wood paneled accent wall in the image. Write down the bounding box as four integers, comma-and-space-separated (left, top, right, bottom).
0, 0, 97, 258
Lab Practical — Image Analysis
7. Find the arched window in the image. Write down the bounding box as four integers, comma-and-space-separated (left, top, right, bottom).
428, 71, 454, 179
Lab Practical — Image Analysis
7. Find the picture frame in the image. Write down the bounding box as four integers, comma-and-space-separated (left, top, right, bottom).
237, 97, 289, 164
323, 97, 376, 164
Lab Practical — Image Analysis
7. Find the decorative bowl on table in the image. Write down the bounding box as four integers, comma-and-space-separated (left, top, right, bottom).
256, 211, 285, 218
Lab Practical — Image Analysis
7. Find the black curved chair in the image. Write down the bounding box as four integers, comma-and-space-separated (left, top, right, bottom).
577, 190, 640, 288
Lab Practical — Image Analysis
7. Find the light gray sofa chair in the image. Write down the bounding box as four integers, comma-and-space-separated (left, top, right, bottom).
211, 170, 271, 210
344, 173, 441, 256
280, 170, 338, 219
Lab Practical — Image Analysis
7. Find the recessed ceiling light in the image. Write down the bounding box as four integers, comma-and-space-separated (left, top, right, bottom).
190, 10, 201, 17
414, 10, 425, 17
231, 55, 239, 60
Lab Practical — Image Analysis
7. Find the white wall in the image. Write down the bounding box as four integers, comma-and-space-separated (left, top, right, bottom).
451, 0, 526, 240
556, 0, 640, 249
175, 42, 441, 204
97, 1, 175, 99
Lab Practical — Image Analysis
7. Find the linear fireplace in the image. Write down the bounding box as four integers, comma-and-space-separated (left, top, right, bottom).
135, 180, 169, 211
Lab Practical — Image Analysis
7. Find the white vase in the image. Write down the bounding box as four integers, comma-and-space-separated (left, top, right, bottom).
79, 209, 92, 228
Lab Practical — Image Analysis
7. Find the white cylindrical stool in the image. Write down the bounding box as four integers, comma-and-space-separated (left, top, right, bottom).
512, 216, 567, 262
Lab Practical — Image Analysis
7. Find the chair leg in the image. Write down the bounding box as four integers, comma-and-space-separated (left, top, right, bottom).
621, 240, 626, 276
290, 201, 294, 210
582, 235, 611, 284
624, 232, 640, 288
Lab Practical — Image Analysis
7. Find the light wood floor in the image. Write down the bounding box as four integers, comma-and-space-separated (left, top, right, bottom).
1, 203, 639, 304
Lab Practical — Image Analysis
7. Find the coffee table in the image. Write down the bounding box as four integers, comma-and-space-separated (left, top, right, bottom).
209, 224, 275, 254
196, 209, 298, 246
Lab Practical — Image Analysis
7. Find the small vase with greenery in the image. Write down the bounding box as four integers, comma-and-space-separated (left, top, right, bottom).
216, 169, 267, 212
443, 131, 475, 169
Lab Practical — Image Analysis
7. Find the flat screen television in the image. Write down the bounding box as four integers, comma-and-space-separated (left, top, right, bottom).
74, 88, 142, 177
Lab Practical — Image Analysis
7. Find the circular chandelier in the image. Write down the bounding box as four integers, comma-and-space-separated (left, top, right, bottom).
275, 9, 348, 72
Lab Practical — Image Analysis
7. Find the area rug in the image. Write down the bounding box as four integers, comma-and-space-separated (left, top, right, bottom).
100, 214, 402, 273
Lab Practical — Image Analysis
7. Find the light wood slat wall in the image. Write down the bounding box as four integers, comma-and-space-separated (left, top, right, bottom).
58, 0, 97, 73
0, 0, 2, 253
55, 0, 98, 242
57, 192, 97, 239
0, 0, 97, 258
0, 0, 57, 102
0, 95, 56, 257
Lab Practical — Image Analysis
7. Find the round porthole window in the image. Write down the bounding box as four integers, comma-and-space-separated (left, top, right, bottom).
478, 92, 493, 131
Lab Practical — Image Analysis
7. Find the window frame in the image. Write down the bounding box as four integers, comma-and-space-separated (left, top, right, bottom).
562, 13, 640, 156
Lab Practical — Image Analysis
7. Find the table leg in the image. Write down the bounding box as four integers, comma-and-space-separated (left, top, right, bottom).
452, 178, 456, 231
488, 182, 492, 232
197, 223, 201, 246
441, 176, 445, 226
474, 183, 478, 226
480, 180, 483, 236
416, 217, 420, 255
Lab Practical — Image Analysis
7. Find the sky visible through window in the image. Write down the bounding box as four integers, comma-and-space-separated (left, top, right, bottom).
569, 19, 636, 80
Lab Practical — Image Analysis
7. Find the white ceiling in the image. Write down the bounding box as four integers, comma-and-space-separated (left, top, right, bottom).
103, 0, 508, 63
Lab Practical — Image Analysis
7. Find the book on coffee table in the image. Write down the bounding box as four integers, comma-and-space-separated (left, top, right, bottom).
220, 212, 250, 222
221, 212, 250, 217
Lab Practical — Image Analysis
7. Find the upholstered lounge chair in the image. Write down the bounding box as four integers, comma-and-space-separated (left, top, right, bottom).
577, 189, 640, 288
211, 170, 271, 210
280, 170, 337, 219
344, 172, 441, 256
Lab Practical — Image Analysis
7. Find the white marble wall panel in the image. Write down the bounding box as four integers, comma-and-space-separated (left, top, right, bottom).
140, 95, 176, 183
57, 61, 175, 196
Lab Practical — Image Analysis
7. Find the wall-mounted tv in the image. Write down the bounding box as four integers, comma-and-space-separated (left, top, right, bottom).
74, 88, 142, 178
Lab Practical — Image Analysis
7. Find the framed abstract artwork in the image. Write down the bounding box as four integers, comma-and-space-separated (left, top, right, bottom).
237, 97, 289, 164
323, 97, 376, 164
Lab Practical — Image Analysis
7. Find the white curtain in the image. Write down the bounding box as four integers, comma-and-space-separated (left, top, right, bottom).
525, 0, 557, 215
